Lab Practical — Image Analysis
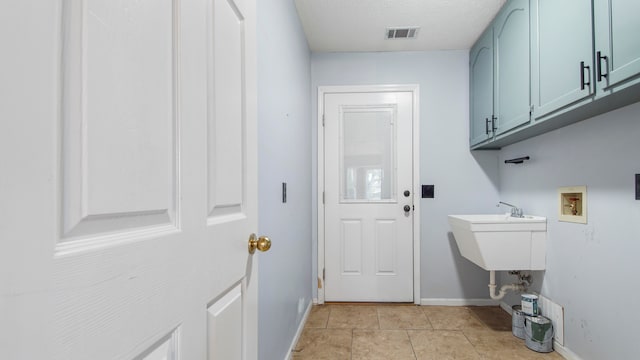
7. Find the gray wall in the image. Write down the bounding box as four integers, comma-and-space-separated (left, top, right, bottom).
498, 101, 640, 359
311, 51, 501, 301
257, 0, 312, 359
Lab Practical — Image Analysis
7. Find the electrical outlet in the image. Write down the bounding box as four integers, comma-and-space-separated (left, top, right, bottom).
538, 295, 564, 346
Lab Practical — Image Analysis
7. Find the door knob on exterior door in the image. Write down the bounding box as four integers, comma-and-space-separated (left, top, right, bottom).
403, 205, 411, 212
248, 233, 271, 254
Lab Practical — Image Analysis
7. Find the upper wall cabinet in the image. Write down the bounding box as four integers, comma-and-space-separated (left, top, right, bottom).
471, 0, 640, 149
469, 0, 530, 147
594, 0, 640, 94
493, 0, 530, 136
469, 28, 494, 146
531, 0, 594, 120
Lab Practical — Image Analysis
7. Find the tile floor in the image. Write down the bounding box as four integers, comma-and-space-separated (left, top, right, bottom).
292, 304, 564, 360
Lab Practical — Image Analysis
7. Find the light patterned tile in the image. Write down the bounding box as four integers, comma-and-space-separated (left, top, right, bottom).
408, 329, 481, 360
292, 328, 351, 360
463, 328, 563, 360
378, 305, 433, 330
352, 330, 416, 360
422, 306, 486, 330
327, 305, 379, 329
294, 305, 563, 360
468, 306, 513, 331
305, 305, 330, 329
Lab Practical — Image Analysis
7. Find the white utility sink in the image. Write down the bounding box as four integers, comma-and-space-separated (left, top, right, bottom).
448, 214, 547, 271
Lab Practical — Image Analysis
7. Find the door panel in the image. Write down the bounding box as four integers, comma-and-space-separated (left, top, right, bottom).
324, 92, 413, 302
60, 0, 178, 244
207, 285, 243, 360
208, 0, 244, 218
341, 219, 363, 274
204, 0, 257, 304
138, 331, 180, 360
375, 219, 397, 274
0, 0, 259, 359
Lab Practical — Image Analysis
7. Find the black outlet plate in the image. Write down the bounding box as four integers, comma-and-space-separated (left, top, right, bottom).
636, 174, 639, 200
422, 185, 435, 198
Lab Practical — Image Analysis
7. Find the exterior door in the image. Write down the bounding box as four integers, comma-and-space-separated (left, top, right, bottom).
323, 91, 414, 302
0, 0, 260, 359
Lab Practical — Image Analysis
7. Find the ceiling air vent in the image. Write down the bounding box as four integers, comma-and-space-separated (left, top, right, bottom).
386, 27, 420, 39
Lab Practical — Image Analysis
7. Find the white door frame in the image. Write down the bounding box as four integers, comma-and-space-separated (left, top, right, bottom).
317, 84, 420, 304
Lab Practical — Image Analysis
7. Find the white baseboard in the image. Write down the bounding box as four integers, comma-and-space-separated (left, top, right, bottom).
499, 301, 581, 360
553, 341, 583, 360
284, 300, 312, 360
420, 298, 500, 306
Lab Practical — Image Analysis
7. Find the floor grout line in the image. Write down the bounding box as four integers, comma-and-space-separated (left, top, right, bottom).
407, 329, 418, 360
349, 328, 353, 360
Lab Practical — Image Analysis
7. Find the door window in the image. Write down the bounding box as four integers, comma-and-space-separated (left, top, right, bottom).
340, 106, 396, 202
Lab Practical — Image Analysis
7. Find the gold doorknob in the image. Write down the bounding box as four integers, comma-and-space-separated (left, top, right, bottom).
248, 233, 271, 254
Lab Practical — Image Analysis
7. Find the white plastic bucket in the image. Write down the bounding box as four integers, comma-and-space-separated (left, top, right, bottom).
511, 305, 525, 339
524, 315, 554, 353
521, 294, 538, 316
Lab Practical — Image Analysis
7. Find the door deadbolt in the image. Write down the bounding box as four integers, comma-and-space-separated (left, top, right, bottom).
404, 190, 410, 197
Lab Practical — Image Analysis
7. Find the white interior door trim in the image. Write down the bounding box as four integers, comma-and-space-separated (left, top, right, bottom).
317, 84, 420, 304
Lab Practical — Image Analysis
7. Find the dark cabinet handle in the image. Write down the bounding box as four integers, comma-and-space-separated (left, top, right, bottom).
485, 117, 490, 135
580, 61, 591, 90
597, 51, 608, 82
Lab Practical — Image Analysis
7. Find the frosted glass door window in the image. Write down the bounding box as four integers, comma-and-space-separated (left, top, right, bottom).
340, 107, 396, 202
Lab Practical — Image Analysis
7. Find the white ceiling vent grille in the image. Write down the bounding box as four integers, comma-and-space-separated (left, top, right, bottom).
385, 27, 420, 39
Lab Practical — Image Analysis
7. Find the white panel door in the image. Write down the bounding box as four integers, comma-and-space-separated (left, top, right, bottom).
0, 0, 259, 359
324, 92, 414, 302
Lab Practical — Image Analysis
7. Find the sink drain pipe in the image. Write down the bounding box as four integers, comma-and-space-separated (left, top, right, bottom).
489, 271, 527, 300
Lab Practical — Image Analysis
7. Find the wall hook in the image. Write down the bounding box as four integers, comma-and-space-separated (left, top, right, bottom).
504, 156, 530, 164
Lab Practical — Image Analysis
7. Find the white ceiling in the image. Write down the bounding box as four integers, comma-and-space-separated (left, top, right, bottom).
294, 0, 506, 52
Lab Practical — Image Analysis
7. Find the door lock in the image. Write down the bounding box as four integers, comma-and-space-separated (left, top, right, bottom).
403, 205, 411, 212
403, 190, 410, 197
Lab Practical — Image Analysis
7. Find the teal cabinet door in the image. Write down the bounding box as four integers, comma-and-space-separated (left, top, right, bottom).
493, 0, 530, 135
469, 28, 494, 146
594, 0, 640, 92
531, 0, 594, 119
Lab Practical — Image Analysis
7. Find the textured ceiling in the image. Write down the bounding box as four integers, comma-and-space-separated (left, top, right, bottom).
294, 0, 506, 52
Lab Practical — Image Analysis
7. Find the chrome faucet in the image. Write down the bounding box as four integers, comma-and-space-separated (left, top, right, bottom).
499, 201, 524, 218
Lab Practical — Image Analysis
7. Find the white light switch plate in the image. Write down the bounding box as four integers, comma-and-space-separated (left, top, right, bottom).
538, 295, 564, 345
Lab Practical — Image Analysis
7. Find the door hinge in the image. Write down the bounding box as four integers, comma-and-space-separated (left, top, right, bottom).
322, 191, 325, 204
323, 268, 325, 280
322, 114, 325, 127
